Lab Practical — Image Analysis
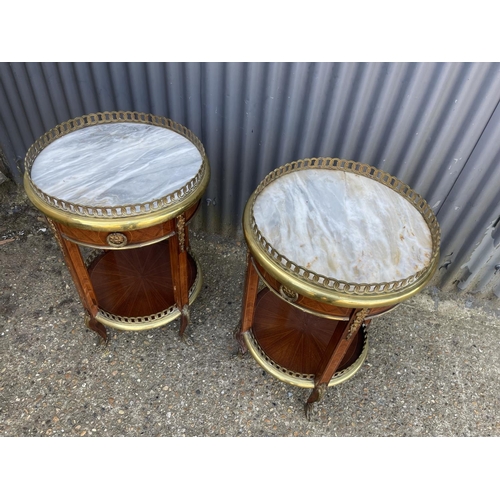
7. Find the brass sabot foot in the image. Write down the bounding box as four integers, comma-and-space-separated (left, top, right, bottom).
236, 329, 250, 356
304, 402, 316, 421
179, 305, 191, 343
85, 313, 108, 344
304, 384, 327, 421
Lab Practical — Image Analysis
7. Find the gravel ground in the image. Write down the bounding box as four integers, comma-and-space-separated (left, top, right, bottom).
1, 179, 500, 438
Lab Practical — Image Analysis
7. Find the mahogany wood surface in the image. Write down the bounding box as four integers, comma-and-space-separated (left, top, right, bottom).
314, 308, 365, 386
169, 217, 190, 335
51, 219, 107, 340
168, 233, 183, 307
60, 220, 175, 247
87, 240, 196, 318
252, 288, 364, 376
56, 226, 100, 318
236, 252, 261, 353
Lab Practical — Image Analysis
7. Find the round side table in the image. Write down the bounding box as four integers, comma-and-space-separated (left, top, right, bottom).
24, 111, 210, 344
236, 158, 440, 418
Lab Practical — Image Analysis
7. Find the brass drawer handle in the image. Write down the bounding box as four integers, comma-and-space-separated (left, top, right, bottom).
279, 285, 298, 303
106, 232, 128, 248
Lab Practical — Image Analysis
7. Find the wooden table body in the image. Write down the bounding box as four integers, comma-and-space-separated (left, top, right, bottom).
23, 112, 210, 344
237, 253, 400, 417
237, 158, 440, 418
48, 201, 201, 343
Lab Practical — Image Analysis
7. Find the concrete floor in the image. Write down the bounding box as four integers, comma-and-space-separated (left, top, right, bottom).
1, 180, 500, 437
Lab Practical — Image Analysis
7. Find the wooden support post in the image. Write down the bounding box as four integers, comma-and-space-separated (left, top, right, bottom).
169, 214, 190, 341
305, 308, 370, 419
49, 218, 107, 342
236, 253, 260, 355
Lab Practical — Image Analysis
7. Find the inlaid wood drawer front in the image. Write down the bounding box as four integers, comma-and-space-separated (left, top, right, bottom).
252, 259, 351, 319
252, 258, 397, 320
55, 219, 176, 248
53, 201, 200, 249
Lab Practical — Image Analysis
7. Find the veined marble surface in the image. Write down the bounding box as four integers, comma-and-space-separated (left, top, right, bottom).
253, 169, 433, 284
31, 123, 203, 206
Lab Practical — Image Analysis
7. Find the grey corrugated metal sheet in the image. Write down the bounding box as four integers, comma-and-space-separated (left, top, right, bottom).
436, 99, 500, 298
1, 62, 499, 298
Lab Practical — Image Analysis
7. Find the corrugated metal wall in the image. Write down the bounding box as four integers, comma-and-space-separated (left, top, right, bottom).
1, 62, 499, 299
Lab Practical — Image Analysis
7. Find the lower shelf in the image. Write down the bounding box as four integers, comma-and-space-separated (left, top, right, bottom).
244, 288, 368, 388
87, 240, 201, 331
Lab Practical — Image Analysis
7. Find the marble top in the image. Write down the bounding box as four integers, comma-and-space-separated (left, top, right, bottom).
253, 169, 433, 284
30, 123, 203, 207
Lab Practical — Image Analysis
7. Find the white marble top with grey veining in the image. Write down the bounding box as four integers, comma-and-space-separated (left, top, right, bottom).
30, 123, 203, 207
253, 169, 433, 284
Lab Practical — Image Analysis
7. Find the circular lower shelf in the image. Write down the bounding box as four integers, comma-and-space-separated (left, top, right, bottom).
87, 240, 201, 331
244, 288, 368, 388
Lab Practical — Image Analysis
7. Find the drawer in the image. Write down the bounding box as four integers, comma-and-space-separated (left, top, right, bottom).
252, 258, 397, 320
54, 201, 199, 249
56, 219, 176, 248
